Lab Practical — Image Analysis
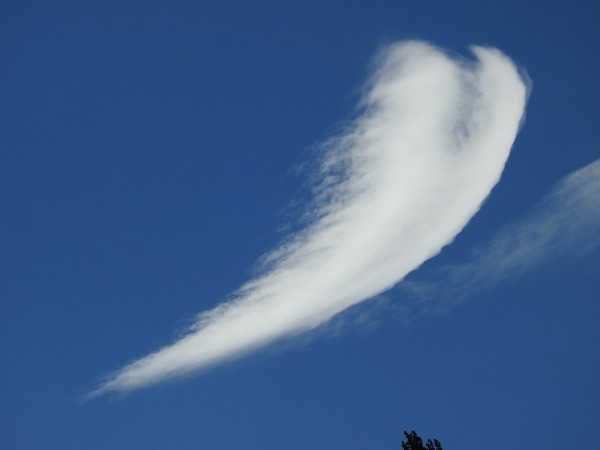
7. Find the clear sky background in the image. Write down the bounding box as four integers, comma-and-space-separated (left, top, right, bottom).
1, 1, 599, 449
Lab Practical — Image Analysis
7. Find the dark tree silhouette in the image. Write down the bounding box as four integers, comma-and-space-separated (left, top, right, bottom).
401, 430, 443, 450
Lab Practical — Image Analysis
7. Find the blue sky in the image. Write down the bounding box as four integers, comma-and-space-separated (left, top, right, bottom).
1, 1, 599, 449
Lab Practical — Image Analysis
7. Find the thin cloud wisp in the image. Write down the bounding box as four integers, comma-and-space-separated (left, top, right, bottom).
407, 158, 600, 303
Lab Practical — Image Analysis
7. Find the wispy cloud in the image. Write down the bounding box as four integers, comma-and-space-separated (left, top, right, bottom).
402, 158, 600, 306
89, 41, 528, 397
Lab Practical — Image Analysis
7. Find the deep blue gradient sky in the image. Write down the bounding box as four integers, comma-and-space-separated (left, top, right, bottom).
1, 1, 599, 449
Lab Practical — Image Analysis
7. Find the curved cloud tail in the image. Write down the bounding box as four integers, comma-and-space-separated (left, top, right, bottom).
89, 41, 528, 398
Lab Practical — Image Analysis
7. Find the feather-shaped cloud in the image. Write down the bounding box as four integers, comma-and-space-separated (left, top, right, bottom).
89, 41, 528, 397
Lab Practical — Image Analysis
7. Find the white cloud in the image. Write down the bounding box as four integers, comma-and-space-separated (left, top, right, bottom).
89, 41, 528, 397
